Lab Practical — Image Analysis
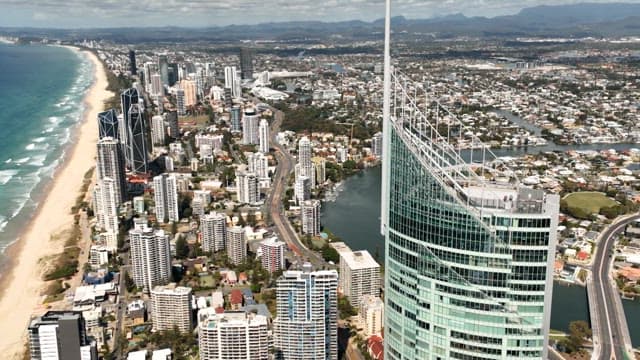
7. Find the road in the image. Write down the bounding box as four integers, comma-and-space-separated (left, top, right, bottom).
113, 251, 130, 360
590, 213, 638, 360
261, 101, 325, 266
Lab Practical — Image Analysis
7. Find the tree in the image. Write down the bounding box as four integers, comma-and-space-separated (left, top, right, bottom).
321, 244, 340, 263
176, 236, 189, 259
559, 320, 592, 353
338, 296, 357, 319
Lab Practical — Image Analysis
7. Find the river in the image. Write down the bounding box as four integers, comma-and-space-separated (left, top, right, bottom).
321, 165, 640, 344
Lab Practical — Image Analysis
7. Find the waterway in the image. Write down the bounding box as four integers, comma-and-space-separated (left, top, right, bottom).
321, 165, 640, 344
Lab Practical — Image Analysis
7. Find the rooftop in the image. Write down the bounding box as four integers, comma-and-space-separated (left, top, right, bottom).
341, 249, 380, 270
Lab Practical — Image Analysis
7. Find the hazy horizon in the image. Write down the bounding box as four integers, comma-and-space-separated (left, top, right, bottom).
1, 0, 639, 29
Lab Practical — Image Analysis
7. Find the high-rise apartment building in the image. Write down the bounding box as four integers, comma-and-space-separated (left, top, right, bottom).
258, 118, 269, 153
197, 309, 268, 360
371, 132, 383, 159
239, 48, 254, 80
151, 73, 163, 97
301, 200, 321, 235
201, 212, 227, 253
247, 152, 269, 180
158, 55, 169, 86
230, 106, 241, 132
93, 178, 119, 251
226, 226, 246, 265
28, 311, 97, 360
261, 237, 286, 273
166, 111, 180, 139
96, 137, 127, 205
180, 79, 198, 107
176, 88, 186, 116
224, 66, 241, 98
380, 72, 559, 360
97, 109, 119, 140
295, 175, 311, 204
236, 169, 259, 204
359, 295, 384, 337
242, 108, 260, 145
150, 284, 193, 333
128, 49, 137, 75
297, 136, 315, 187
151, 115, 166, 146
127, 103, 148, 174
119, 88, 139, 165
335, 245, 380, 307
153, 174, 179, 223
313, 157, 326, 185
129, 226, 171, 293
273, 267, 338, 360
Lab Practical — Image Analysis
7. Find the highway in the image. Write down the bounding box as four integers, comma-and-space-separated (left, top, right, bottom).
589, 213, 638, 360
262, 102, 325, 266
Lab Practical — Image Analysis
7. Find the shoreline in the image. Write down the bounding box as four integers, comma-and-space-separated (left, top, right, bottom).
0, 46, 112, 358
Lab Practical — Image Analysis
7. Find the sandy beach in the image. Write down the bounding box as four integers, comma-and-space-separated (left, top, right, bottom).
0, 48, 112, 358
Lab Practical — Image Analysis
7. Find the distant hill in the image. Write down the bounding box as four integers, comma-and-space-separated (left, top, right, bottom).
2, 2, 640, 42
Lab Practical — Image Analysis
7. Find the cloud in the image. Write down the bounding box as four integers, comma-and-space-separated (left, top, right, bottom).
0, 0, 638, 27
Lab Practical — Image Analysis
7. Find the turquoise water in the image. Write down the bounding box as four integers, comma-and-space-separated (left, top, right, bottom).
0, 44, 93, 257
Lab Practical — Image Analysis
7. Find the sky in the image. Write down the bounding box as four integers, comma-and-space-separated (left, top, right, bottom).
0, 0, 638, 28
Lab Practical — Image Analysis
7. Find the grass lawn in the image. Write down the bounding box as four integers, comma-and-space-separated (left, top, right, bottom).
198, 274, 215, 288
563, 192, 617, 215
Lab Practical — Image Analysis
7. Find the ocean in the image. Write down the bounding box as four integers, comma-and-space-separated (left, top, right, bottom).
0, 43, 93, 259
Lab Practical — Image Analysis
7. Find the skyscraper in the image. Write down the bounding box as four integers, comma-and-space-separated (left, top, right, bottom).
301, 199, 321, 235
197, 309, 269, 360
226, 226, 246, 265
201, 212, 227, 253
158, 54, 169, 86
97, 109, 119, 140
258, 118, 269, 153
297, 136, 315, 187
273, 266, 338, 360
247, 152, 269, 180
230, 106, 242, 132
96, 137, 127, 205
371, 132, 383, 159
129, 226, 171, 293
242, 108, 260, 145
151, 73, 163, 97
150, 284, 193, 333
93, 178, 119, 251
28, 311, 97, 360
166, 111, 180, 139
380, 71, 559, 359
153, 174, 179, 223
240, 48, 254, 80
180, 79, 198, 107
127, 103, 148, 174
151, 115, 166, 146
120, 88, 139, 166
295, 175, 311, 204
260, 237, 286, 273
176, 88, 186, 116
236, 169, 259, 204
128, 49, 137, 75
336, 245, 380, 307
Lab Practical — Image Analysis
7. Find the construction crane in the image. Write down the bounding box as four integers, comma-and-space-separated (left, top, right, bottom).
335, 122, 355, 150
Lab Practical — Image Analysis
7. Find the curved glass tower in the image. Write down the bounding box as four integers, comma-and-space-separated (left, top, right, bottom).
381, 71, 559, 360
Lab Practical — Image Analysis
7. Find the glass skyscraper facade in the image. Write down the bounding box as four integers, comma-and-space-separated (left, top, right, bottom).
381, 73, 559, 360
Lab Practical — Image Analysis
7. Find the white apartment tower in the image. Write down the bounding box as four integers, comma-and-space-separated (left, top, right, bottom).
151, 73, 163, 97
153, 174, 179, 223
151, 115, 166, 146
226, 226, 246, 265
301, 199, 321, 235
197, 309, 269, 360
297, 136, 315, 187
224, 66, 241, 98
259, 118, 269, 153
371, 132, 383, 159
129, 227, 171, 293
337, 247, 381, 307
273, 267, 338, 360
93, 178, 119, 251
242, 108, 260, 145
150, 284, 193, 333
248, 152, 269, 179
96, 137, 126, 205
260, 237, 286, 273
236, 169, 259, 204
201, 212, 227, 253
180, 79, 198, 107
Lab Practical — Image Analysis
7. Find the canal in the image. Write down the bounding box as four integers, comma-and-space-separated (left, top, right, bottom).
321, 165, 640, 343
